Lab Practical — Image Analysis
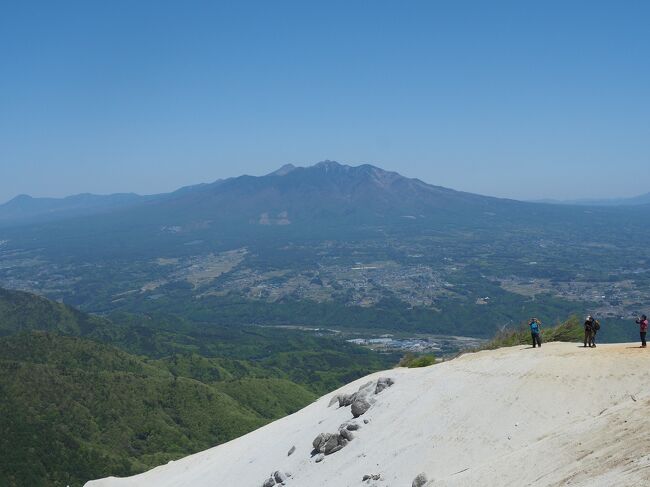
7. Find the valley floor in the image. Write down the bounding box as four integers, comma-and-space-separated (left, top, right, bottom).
87, 342, 650, 487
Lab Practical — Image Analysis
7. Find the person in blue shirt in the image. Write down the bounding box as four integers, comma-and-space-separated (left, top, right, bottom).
529, 318, 542, 348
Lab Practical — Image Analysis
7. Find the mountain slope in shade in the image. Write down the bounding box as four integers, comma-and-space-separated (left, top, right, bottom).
0, 161, 521, 231
158, 160, 516, 223
87, 342, 650, 487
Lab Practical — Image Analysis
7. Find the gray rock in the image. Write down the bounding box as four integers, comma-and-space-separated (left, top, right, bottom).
375, 377, 395, 394
412, 473, 428, 487
338, 393, 357, 407
328, 395, 340, 407
363, 419, 370, 424
314, 453, 325, 463
363, 474, 381, 481
287, 445, 296, 456
312, 428, 355, 456
313, 432, 344, 455
338, 427, 354, 441
328, 444, 344, 454
312, 432, 333, 452
262, 477, 276, 487
343, 421, 360, 431
273, 471, 288, 483
351, 398, 372, 418
358, 381, 375, 393
322, 434, 341, 454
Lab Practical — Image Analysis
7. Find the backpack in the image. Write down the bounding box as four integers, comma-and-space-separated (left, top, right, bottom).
593, 320, 601, 331
530, 322, 539, 333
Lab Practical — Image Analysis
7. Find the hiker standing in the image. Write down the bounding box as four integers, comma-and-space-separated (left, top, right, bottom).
591, 318, 600, 347
636, 315, 648, 348
583, 316, 594, 348
529, 318, 542, 348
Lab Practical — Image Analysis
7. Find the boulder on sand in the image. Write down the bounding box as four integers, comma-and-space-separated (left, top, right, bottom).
412, 472, 428, 487
351, 398, 372, 418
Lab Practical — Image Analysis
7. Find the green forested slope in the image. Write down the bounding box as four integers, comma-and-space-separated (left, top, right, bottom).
0, 288, 395, 486
0, 287, 113, 337
0, 332, 314, 487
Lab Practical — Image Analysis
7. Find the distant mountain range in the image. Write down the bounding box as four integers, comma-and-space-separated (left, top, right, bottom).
4, 162, 648, 229
0, 161, 522, 228
0, 192, 148, 225
3, 162, 648, 231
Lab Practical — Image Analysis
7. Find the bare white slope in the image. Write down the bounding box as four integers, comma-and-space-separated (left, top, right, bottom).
86, 343, 650, 487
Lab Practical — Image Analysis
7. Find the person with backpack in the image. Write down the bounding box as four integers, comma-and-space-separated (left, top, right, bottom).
583, 316, 595, 348
635, 315, 648, 348
591, 318, 600, 347
529, 318, 542, 348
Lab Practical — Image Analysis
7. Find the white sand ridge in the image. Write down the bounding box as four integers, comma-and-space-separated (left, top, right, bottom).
86, 342, 650, 487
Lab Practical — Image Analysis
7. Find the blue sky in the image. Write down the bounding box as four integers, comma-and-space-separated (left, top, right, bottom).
1, 0, 648, 203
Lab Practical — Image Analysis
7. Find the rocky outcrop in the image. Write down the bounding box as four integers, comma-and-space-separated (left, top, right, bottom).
351, 398, 372, 418
312, 432, 346, 455
375, 377, 394, 394
412, 472, 428, 487
330, 377, 395, 419
311, 420, 364, 459
363, 473, 381, 481
260, 470, 292, 487
273, 471, 289, 483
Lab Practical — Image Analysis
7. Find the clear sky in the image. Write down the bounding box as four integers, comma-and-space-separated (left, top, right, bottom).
1, 0, 649, 203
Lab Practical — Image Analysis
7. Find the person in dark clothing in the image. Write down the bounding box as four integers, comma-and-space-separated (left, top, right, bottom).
583, 316, 594, 348
591, 319, 600, 347
636, 315, 648, 348
529, 318, 542, 348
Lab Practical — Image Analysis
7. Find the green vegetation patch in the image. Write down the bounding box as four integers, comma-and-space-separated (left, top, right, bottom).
479, 316, 583, 350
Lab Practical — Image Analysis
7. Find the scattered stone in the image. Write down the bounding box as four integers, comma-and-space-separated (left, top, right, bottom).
312, 424, 358, 457
262, 477, 276, 487
338, 427, 354, 441
343, 421, 360, 431
328, 444, 344, 454
312, 433, 329, 451
287, 445, 296, 456
363, 473, 381, 481
312, 432, 346, 455
333, 378, 393, 418
273, 470, 288, 483
375, 377, 395, 394
363, 419, 370, 424
412, 473, 428, 487
351, 398, 372, 418
338, 393, 357, 407
324, 435, 341, 454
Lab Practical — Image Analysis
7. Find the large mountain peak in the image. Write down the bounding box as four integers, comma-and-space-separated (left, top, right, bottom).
313, 160, 346, 171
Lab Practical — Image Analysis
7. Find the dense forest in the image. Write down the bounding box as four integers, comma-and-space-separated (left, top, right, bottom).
0, 288, 397, 486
